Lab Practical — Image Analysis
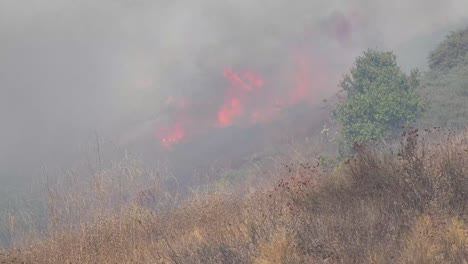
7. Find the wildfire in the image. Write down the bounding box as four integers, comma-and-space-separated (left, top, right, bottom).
159, 122, 185, 149
157, 50, 329, 149
218, 98, 243, 127
223, 69, 265, 92
217, 69, 265, 127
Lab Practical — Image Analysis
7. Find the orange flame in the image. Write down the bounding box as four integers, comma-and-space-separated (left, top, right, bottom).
217, 68, 264, 127
157, 47, 333, 149
223, 69, 264, 92
159, 122, 185, 149
218, 98, 243, 127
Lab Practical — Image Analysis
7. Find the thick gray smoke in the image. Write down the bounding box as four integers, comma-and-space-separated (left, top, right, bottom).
1, 0, 468, 192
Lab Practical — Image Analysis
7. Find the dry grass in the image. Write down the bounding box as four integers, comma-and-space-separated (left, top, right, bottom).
0, 129, 467, 263
401, 214, 468, 263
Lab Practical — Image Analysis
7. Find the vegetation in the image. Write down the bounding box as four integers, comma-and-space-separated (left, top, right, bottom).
418, 27, 468, 129
0, 129, 467, 263
429, 29, 468, 72
2, 25, 468, 264
335, 50, 423, 156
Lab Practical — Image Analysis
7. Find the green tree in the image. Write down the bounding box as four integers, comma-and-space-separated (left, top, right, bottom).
335, 50, 423, 156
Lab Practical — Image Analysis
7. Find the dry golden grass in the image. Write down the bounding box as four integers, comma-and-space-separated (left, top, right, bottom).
253, 229, 298, 264
401, 214, 468, 264
0, 129, 467, 263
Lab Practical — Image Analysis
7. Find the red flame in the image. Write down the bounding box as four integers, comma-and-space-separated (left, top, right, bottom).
223, 69, 264, 92
159, 122, 185, 149
217, 56, 320, 127
156, 97, 191, 149
218, 98, 243, 127
217, 68, 265, 127
156, 42, 337, 149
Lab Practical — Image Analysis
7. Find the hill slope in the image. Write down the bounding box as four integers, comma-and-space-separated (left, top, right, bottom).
1, 130, 467, 263
419, 27, 468, 128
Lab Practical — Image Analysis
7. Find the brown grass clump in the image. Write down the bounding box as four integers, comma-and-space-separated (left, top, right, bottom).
0, 129, 467, 263
401, 215, 468, 263
253, 229, 298, 264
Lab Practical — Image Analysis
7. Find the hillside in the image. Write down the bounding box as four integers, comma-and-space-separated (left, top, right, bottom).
418, 27, 468, 128
1, 129, 466, 263
2, 17, 468, 264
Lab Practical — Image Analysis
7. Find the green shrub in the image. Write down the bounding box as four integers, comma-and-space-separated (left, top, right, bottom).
429, 28, 468, 72
418, 27, 468, 129
335, 50, 423, 156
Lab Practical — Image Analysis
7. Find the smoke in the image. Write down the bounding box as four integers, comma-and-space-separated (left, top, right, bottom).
1, 0, 468, 185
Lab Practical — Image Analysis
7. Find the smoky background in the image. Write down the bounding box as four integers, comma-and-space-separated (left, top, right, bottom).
1, 0, 468, 239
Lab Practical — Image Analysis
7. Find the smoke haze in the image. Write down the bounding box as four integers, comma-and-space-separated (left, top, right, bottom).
1, 0, 468, 189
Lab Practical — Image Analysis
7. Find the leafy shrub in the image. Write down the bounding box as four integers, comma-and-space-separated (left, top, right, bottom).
335, 50, 423, 156
429, 28, 468, 72
419, 27, 468, 129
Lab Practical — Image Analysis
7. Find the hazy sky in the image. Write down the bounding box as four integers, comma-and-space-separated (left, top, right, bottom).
1, 0, 468, 182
